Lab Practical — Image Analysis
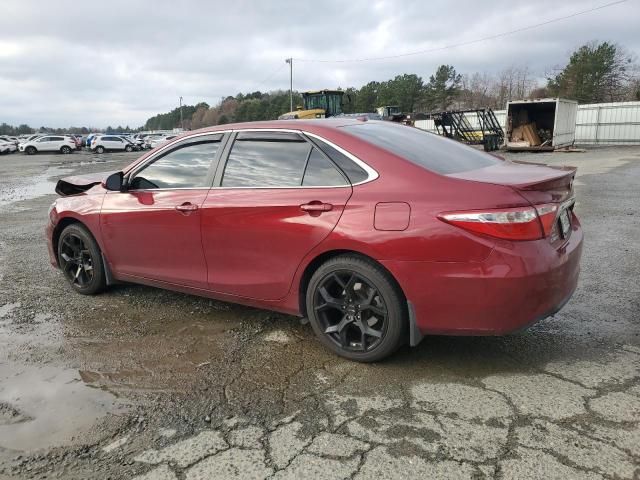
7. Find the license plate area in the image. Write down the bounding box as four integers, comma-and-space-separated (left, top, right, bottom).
559, 208, 571, 238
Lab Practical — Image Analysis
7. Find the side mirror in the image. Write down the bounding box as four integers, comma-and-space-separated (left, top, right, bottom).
104, 171, 125, 191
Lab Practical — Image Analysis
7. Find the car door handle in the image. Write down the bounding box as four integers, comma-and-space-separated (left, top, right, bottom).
300, 202, 333, 212
175, 202, 198, 213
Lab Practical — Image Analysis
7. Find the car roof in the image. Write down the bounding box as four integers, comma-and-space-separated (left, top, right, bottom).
191, 118, 371, 136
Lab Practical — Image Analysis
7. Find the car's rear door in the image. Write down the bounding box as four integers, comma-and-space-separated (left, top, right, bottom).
201, 130, 353, 300
100, 133, 228, 287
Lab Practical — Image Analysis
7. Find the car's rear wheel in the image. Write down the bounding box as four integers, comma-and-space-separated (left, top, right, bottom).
95, 146, 105, 154
306, 255, 406, 362
57, 224, 106, 295
25, 146, 36, 155
60, 145, 71, 154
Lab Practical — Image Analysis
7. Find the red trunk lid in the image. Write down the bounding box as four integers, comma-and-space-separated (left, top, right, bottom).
448, 161, 576, 205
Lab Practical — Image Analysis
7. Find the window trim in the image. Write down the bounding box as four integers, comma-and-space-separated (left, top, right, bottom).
211, 129, 377, 190
124, 133, 229, 191
123, 128, 378, 191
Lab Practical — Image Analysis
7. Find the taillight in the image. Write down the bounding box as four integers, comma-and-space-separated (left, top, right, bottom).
534, 204, 559, 237
438, 204, 558, 241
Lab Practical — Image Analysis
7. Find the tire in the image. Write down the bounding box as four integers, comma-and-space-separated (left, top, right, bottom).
95, 146, 105, 154
57, 224, 106, 295
60, 145, 71, 154
25, 146, 36, 155
306, 255, 406, 362
124, 145, 133, 152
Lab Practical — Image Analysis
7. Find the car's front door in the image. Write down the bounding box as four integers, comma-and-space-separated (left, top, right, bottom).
100, 133, 227, 288
201, 131, 353, 300
35, 136, 53, 151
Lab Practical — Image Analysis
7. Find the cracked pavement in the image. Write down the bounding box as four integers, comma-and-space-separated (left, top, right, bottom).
0, 147, 638, 479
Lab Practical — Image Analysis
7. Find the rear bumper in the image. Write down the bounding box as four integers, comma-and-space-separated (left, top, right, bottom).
382, 218, 583, 336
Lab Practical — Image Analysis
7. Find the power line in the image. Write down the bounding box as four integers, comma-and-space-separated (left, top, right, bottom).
255, 63, 287, 90
295, 0, 628, 63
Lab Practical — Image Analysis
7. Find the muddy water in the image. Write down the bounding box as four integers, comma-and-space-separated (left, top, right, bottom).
0, 303, 125, 453
0, 363, 123, 451
0, 165, 72, 210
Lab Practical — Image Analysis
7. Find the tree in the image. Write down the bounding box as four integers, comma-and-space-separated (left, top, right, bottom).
547, 42, 633, 103
424, 65, 462, 111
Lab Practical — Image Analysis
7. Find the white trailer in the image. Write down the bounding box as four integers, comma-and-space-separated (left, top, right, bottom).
505, 98, 578, 151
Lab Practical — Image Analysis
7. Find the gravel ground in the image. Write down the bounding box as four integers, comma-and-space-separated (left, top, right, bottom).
0, 146, 638, 479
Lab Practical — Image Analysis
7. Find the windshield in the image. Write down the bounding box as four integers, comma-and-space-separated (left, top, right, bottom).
304, 92, 343, 116
342, 122, 502, 175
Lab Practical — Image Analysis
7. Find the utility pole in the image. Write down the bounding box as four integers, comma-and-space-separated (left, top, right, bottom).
179, 96, 184, 131
285, 58, 293, 112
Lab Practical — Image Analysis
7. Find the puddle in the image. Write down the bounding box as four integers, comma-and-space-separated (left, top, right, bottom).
0, 165, 72, 210
0, 363, 124, 452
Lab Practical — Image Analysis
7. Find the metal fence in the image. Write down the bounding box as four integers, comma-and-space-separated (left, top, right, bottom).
414, 101, 640, 146
575, 102, 640, 145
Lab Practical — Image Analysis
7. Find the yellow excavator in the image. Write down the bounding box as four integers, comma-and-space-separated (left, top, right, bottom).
278, 90, 346, 120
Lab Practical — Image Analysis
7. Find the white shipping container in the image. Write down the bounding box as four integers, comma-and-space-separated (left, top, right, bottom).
505, 98, 577, 151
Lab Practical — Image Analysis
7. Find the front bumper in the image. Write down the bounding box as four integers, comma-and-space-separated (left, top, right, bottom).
45, 220, 58, 268
382, 217, 583, 336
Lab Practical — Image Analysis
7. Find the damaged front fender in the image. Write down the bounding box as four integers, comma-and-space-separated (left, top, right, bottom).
55, 171, 116, 196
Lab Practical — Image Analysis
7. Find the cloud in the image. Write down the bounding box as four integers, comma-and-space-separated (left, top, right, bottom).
0, 0, 637, 127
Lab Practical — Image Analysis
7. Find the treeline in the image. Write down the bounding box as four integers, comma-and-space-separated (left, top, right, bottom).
0, 123, 134, 136
145, 103, 209, 130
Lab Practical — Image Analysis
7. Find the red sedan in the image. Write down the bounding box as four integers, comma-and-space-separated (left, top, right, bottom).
46, 119, 583, 362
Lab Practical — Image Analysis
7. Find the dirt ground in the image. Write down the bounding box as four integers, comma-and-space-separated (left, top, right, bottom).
0, 145, 638, 479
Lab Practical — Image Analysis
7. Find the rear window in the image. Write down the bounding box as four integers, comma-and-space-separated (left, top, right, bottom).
342, 122, 501, 175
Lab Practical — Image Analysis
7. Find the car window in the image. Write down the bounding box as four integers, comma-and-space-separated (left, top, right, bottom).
37, 137, 50, 142
130, 140, 221, 190
51, 136, 64, 141
342, 122, 501, 175
302, 148, 348, 186
222, 132, 311, 187
308, 136, 369, 184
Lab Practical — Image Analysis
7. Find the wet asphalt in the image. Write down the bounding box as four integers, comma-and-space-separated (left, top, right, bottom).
0, 146, 638, 479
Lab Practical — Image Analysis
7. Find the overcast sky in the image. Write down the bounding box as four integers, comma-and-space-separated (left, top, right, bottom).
1, 0, 638, 128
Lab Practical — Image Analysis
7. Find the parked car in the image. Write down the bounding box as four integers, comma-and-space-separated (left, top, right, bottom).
149, 135, 177, 149
47, 120, 583, 362
19, 134, 45, 147
0, 139, 17, 154
91, 135, 137, 153
19, 135, 76, 154
143, 133, 171, 149
65, 135, 82, 150
0, 136, 19, 146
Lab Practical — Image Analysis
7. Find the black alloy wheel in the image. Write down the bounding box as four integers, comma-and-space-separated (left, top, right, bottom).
314, 270, 388, 352
57, 224, 106, 295
61, 145, 71, 154
25, 146, 36, 155
306, 255, 406, 362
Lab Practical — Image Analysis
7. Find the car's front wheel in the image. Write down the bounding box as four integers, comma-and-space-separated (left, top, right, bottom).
306, 255, 406, 362
57, 224, 106, 295
25, 146, 36, 155
95, 146, 105, 154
